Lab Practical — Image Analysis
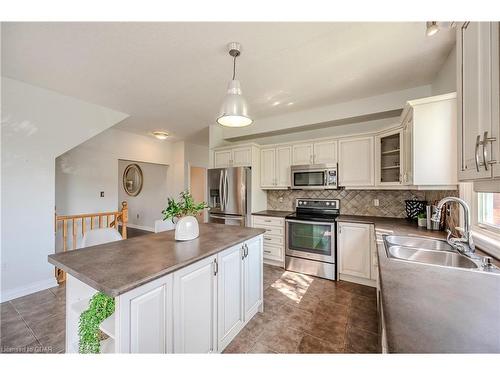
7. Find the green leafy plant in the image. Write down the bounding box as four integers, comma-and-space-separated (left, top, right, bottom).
162, 191, 208, 223
78, 292, 115, 354
417, 212, 426, 219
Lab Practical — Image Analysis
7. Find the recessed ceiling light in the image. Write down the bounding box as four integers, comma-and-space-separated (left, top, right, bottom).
152, 131, 169, 140
272, 101, 281, 106
287, 102, 294, 106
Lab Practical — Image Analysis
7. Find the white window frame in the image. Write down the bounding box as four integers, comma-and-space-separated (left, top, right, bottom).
460, 183, 500, 259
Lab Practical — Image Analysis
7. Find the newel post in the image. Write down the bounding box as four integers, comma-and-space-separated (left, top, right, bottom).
121, 201, 128, 239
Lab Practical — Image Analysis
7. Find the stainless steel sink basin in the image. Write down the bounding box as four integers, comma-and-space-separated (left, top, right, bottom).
386, 246, 478, 269
384, 235, 454, 251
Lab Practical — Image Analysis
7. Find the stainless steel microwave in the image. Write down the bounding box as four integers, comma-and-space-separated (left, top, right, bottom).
290, 164, 338, 190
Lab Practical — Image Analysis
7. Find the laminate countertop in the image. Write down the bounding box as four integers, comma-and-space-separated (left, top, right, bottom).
252, 210, 294, 218
48, 223, 265, 297
337, 215, 500, 353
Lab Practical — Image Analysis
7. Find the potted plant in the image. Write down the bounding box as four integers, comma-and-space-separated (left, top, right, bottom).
162, 191, 207, 241
417, 212, 427, 227
78, 292, 115, 353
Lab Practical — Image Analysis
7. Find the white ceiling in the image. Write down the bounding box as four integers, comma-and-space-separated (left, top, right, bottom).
2, 22, 455, 144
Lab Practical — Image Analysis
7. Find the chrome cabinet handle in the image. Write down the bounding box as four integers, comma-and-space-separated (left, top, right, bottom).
475, 134, 481, 172
482, 131, 498, 170
241, 245, 246, 260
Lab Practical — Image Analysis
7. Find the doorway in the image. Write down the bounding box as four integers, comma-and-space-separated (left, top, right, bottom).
189, 165, 207, 222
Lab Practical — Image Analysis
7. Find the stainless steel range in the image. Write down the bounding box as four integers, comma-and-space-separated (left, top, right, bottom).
285, 198, 340, 280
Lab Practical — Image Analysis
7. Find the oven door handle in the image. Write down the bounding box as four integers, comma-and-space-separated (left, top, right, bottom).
286, 219, 334, 225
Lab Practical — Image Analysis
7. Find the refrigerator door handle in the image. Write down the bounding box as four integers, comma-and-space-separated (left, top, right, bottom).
224, 170, 229, 208
219, 170, 224, 210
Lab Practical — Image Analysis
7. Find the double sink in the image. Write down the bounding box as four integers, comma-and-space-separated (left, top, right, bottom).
384, 235, 492, 270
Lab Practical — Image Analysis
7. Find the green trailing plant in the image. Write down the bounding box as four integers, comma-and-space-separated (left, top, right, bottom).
417, 212, 426, 219
78, 292, 115, 354
162, 190, 208, 223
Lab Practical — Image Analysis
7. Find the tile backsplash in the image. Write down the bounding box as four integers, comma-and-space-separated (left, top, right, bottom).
267, 189, 459, 220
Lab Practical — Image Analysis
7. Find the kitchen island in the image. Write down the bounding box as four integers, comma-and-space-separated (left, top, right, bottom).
48, 223, 265, 354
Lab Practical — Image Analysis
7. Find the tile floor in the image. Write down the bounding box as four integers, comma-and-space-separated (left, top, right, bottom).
223, 265, 380, 353
0, 265, 380, 354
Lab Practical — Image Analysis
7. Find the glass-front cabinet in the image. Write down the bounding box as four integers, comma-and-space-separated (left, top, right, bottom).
376, 128, 403, 186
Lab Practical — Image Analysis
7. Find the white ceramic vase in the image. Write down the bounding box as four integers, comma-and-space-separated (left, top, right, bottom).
175, 216, 199, 241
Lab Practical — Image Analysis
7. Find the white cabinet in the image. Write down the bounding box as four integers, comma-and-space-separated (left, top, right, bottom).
375, 128, 403, 186
217, 245, 244, 350
276, 146, 292, 187
457, 22, 500, 184
314, 140, 337, 164
338, 222, 373, 283
214, 150, 232, 168
292, 140, 337, 166
260, 146, 291, 189
173, 255, 217, 353
260, 148, 276, 188
338, 136, 375, 187
214, 147, 251, 168
401, 93, 458, 188
252, 215, 285, 266
244, 236, 263, 320
217, 237, 263, 352
292, 143, 314, 165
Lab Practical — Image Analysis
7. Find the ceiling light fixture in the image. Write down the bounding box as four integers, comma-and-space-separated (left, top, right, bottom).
426, 21, 440, 36
216, 42, 252, 128
152, 131, 169, 140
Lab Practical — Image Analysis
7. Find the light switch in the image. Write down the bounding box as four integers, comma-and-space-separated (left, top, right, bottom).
100, 191, 104, 197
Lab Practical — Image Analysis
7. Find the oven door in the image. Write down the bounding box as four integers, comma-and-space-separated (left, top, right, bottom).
285, 219, 335, 263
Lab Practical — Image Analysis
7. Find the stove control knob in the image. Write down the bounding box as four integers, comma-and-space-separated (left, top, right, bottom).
326, 202, 330, 206
298, 201, 302, 205
303, 201, 307, 205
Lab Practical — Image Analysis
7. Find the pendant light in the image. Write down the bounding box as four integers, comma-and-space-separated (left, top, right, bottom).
216, 42, 253, 127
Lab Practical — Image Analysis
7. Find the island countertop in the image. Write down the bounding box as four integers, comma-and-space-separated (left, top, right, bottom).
48, 223, 265, 297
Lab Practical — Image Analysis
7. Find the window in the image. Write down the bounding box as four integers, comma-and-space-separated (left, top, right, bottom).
477, 192, 500, 232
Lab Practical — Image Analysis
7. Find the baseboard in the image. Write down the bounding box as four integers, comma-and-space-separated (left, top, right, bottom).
1, 277, 58, 303
125, 223, 154, 232
339, 273, 377, 288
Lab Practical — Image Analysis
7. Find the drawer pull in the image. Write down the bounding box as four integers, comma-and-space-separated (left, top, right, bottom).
264, 250, 272, 254
264, 220, 272, 222
264, 237, 272, 241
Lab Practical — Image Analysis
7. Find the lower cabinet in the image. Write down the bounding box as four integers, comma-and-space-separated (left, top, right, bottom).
244, 236, 263, 321
173, 255, 218, 353
338, 222, 375, 286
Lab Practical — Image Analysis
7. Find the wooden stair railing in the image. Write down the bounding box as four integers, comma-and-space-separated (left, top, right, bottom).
54, 201, 128, 284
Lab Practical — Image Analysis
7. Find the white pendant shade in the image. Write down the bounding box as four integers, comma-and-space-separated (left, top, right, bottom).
217, 80, 252, 127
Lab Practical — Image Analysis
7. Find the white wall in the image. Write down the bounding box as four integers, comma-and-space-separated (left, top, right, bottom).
1, 78, 128, 302
221, 85, 431, 141
118, 160, 169, 231
431, 45, 457, 95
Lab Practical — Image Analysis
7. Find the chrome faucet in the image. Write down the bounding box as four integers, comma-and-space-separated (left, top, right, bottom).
431, 197, 475, 256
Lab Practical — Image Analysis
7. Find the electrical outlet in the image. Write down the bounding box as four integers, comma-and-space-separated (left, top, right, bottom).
373, 199, 379, 207
278, 196, 284, 203
100, 191, 104, 197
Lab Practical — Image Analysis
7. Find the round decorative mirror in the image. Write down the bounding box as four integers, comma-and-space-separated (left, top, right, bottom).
123, 164, 143, 196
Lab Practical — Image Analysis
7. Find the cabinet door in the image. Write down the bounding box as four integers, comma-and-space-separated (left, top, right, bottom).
458, 22, 494, 180
402, 115, 413, 185
244, 236, 263, 321
130, 285, 167, 353
313, 140, 337, 164
232, 147, 252, 167
276, 146, 292, 187
260, 148, 276, 188
214, 150, 232, 168
292, 143, 314, 165
376, 129, 403, 186
217, 245, 244, 351
338, 136, 374, 186
173, 255, 217, 353
338, 222, 371, 279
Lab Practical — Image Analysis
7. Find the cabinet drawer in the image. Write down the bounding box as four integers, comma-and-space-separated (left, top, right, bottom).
256, 226, 284, 237
263, 234, 283, 246
263, 244, 283, 260
253, 216, 284, 227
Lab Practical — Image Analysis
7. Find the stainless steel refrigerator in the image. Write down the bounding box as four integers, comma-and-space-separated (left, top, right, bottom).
207, 167, 251, 227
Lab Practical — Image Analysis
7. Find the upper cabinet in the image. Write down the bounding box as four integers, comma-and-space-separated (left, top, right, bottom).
400, 93, 458, 188
457, 22, 500, 185
375, 128, 403, 186
292, 140, 337, 165
214, 146, 252, 168
260, 146, 291, 189
338, 136, 375, 187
